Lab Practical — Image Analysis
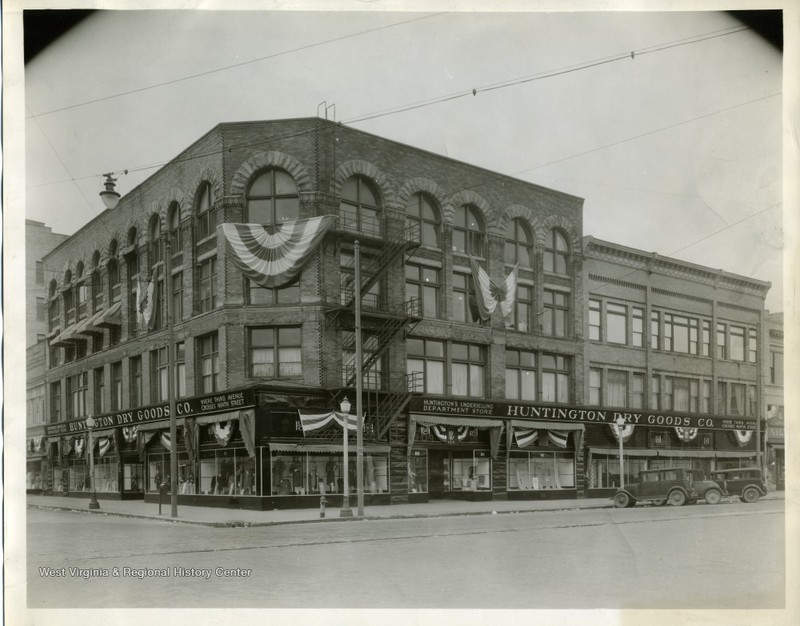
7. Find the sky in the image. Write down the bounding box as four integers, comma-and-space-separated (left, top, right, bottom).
18, 4, 788, 312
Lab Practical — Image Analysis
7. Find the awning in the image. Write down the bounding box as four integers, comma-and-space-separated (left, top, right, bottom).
50, 319, 91, 347
195, 409, 242, 425
90, 428, 118, 439
410, 414, 500, 429
588, 447, 659, 457
510, 420, 585, 432
270, 442, 390, 454
77, 307, 108, 337
95, 301, 122, 329
714, 451, 758, 458
656, 449, 713, 458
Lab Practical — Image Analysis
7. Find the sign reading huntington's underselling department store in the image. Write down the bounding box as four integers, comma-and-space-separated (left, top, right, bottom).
409, 397, 757, 431
45, 389, 256, 436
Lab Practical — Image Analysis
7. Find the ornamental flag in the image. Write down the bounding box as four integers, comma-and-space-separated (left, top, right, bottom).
513, 427, 539, 449
297, 410, 358, 434
468, 255, 518, 321
220, 216, 336, 288
136, 278, 155, 329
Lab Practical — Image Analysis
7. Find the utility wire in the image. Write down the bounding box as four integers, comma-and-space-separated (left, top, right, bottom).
26, 12, 446, 119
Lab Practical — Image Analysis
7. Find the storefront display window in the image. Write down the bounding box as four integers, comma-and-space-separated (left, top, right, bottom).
147, 452, 191, 494
124, 462, 144, 492
510, 451, 575, 490
68, 459, 89, 491
270, 451, 390, 496
197, 449, 252, 496
450, 451, 491, 491
93, 457, 118, 492
408, 450, 428, 493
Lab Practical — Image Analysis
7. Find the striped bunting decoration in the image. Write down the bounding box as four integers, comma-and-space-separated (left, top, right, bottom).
548, 430, 570, 449
220, 216, 335, 288
513, 427, 538, 449
98, 436, 114, 457
297, 410, 358, 434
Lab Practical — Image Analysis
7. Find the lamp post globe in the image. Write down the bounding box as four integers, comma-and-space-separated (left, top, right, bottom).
86, 415, 100, 510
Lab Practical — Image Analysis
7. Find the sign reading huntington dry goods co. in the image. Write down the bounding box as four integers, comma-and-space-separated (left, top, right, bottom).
409, 397, 757, 431
45, 389, 256, 436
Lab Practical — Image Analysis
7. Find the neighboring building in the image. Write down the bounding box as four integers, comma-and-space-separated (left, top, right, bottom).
582, 237, 771, 494
38, 117, 779, 509
26, 219, 68, 347
764, 311, 784, 490
26, 220, 68, 492
27, 342, 48, 491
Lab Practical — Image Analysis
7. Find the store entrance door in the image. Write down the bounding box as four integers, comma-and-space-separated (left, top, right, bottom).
428, 451, 446, 499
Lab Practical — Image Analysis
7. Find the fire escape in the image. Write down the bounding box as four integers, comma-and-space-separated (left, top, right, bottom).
326, 220, 422, 440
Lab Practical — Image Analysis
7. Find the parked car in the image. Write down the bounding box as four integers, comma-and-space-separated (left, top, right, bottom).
612, 467, 722, 508
710, 468, 767, 503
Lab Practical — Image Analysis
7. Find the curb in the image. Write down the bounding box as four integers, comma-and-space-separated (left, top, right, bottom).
27, 501, 614, 528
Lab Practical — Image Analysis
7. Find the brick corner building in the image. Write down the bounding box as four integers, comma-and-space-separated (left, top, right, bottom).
37, 118, 777, 510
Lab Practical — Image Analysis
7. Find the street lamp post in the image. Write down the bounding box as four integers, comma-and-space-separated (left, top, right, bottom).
615, 416, 626, 490
354, 241, 364, 517
86, 415, 100, 509
340, 397, 353, 517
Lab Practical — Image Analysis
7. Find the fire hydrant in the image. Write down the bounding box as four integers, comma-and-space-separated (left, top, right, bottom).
319, 495, 327, 518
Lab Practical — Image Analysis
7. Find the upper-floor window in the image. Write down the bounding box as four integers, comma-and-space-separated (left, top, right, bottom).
246, 169, 299, 225
195, 182, 217, 241
505, 349, 536, 401
108, 259, 121, 304
664, 313, 698, 354
129, 355, 143, 408
248, 327, 303, 378
543, 229, 569, 275
451, 342, 485, 398
405, 192, 440, 248
405, 263, 440, 319
66, 371, 88, 419
92, 271, 104, 312
168, 202, 183, 260
93, 367, 105, 415
504, 218, 533, 269
247, 277, 300, 305
110, 361, 122, 411
506, 284, 533, 332
197, 257, 217, 313
542, 289, 569, 338
452, 205, 485, 257
149, 214, 163, 265
150, 347, 168, 403
340, 175, 381, 238
175, 342, 186, 398
36, 261, 44, 284
197, 333, 220, 394
452, 271, 480, 324
541, 353, 571, 403
406, 338, 445, 394
730, 325, 746, 361
50, 381, 62, 422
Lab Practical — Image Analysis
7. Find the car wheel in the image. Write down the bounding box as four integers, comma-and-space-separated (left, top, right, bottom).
668, 490, 686, 506
742, 486, 760, 503
652, 499, 667, 507
613, 492, 630, 508
704, 488, 722, 505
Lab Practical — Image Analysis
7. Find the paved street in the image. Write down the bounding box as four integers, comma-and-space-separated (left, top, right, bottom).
26, 498, 784, 609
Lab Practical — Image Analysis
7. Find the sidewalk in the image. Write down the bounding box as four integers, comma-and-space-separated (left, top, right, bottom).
26, 490, 784, 528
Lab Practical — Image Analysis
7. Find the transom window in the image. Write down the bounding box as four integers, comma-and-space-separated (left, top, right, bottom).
452, 205, 485, 257
405, 192, 440, 247
504, 218, 533, 269
340, 175, 381, 237
246, 169, 300, 225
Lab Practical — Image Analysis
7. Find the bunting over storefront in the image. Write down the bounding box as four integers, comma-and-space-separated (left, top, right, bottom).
220, 216, 335, 288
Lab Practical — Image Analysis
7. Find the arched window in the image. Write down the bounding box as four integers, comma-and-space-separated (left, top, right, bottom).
544, 229, 570, 275
149, 214, 162, 265
340, 175, 381, 237
504, 218, 533, 268
196, 182, 216, 240
405, 192, 441, 248
168, 202, 182, 256
246, 169, 300, 225
452, 205, 485, 257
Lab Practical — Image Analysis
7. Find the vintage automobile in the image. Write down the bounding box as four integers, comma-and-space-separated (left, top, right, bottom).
612, 467, 723, 508
710, 467, 767, 503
